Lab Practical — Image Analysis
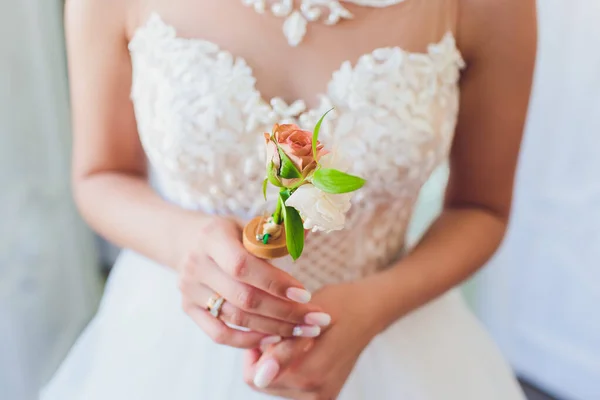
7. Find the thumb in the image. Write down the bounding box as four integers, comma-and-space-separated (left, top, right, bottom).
251, 338, 315, 389
243, 348, 261, 387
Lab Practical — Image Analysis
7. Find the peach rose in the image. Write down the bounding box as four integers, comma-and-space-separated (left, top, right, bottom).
264, 124, 327, 175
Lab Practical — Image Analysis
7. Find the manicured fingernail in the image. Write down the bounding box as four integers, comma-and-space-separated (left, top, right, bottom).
260, 335, 282, 346
286, 287, 311, 304
254, 359, 279, 388
292, 325, 321, 337
304, 312, 331, 327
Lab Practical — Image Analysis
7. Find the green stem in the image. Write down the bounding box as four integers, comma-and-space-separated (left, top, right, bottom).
272, 190, 284, 224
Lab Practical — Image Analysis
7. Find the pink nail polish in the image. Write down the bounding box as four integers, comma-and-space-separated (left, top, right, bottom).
260, 335, 282, 346
304, 312, 332, 327
292, 325, 321, 338
286, 287, 311, 304
254, 359, 280, 388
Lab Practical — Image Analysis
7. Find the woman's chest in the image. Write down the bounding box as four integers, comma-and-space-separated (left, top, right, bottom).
135, 0, 436, 107
128, 1, 464, 210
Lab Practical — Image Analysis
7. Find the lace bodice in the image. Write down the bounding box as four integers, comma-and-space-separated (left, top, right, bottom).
129, 12, 465, 291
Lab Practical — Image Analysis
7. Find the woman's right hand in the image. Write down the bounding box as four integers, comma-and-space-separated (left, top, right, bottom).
177, 217, 332, 349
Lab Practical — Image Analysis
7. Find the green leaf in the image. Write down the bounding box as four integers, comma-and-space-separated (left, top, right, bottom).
262, 178, 268, 200
312, 168, 366, 194
277, 147, 302, 179
312, 108, 334, 160
267, 162, 283, 187
279, 191, 304, 260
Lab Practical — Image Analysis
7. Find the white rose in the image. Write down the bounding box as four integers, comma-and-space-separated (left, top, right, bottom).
285, 184, 352, 233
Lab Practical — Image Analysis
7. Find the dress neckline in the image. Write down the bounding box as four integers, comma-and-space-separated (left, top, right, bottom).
241, 0, 410, 46
129, 12, 464, 122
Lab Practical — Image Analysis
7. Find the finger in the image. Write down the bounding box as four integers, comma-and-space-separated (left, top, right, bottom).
199, 258, 330, 327
219, 300, 299, 337
245, 348, 316, 400
244, 377, 297, 400
243, 348, 262, 387
184, 280, 324, 337
184, 304, 266, 349
205, 225, 312, 302
253, 338, 315, 389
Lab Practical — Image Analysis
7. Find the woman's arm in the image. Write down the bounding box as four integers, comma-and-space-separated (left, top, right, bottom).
245, 1, 538, 395
367, 0, 538, 333
65, 0, 328, 347
66, 0, 196, 268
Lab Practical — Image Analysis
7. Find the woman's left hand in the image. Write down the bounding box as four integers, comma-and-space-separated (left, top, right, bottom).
242, 281, 383, 399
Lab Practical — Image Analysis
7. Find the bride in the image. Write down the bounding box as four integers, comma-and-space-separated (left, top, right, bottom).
43, 0, 536, 399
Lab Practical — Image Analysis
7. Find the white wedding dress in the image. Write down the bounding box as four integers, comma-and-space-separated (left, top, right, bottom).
42, 1, 526, 399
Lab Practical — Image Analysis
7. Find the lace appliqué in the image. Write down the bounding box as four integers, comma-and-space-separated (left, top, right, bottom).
241, 0, 408, 46
128, 13, 465, 290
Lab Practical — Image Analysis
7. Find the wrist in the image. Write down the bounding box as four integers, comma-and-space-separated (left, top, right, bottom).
168, 210, 212, 271
356, 265, 425, 336
351, 276, 400, 339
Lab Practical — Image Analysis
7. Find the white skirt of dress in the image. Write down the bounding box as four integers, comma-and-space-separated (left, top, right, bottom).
41, 250, 526, 400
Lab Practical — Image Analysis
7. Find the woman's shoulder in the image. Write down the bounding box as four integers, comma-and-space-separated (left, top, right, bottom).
456, 0, 537, 63
65, 0, 138, 41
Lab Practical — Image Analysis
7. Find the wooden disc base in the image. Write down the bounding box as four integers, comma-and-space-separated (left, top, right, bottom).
243, 216, 289, 259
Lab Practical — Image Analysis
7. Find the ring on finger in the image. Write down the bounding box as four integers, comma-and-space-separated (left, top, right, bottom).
206, 294, 226, 318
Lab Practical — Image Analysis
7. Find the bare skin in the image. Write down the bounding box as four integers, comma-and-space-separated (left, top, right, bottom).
66, 0, 537, 398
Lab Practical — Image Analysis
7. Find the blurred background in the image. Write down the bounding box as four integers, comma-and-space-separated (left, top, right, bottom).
1, 0, 598, 399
